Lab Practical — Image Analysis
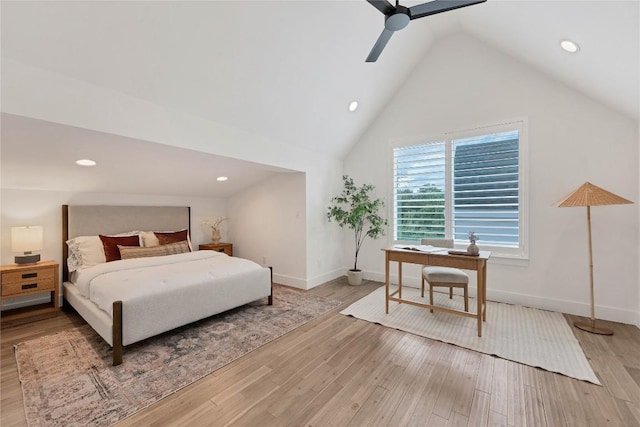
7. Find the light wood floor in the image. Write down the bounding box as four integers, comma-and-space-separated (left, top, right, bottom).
2, 278, 640, 427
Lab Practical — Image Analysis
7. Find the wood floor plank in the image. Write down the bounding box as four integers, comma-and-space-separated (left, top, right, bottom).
468, 389, 491, 427
488, 410, 508, 427
490, 357, 509, 417
451, 350, 481, 418
366, 337, 437, 427
2, 278, 640, 427
537, 369, 568, 427
506, 361, 527, 427
448, 411, 470, 427
553, 374, 590, 427
614, 397, 640, 427
407, 343, 456, 426
433, 347, 468, 419
523, 384, 546, 427
345, 385, 388, 427
382, 340, 449, 427
476, 354, 495, 394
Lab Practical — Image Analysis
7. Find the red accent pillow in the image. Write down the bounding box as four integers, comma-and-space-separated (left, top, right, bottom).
155, 229, 189, 246
99, 235, 140, 262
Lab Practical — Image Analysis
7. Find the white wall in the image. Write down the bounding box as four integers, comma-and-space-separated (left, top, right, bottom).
1, 59, 345, 291
228, 173, 307, 288
0, 188, 227, 309
345, 33, 639, 325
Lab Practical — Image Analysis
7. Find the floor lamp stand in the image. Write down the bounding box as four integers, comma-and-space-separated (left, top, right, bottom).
573, 206, 614, 335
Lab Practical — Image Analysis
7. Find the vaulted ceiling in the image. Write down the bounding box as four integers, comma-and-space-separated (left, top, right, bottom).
2, 1, 638, 197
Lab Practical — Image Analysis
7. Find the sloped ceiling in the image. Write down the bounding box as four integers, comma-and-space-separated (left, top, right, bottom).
1, 1, 638, 197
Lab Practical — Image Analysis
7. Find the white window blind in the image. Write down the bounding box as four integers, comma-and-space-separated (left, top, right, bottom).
393, 141, 446, 241
452, 131, 520, 247
392, 122, 525, 256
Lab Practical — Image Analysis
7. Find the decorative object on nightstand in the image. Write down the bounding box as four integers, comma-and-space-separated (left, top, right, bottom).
1, 260, 59, 320
202, 217, 230, 244
199, 242, 233, 257
11, 225, 43, 264
555, 182, 633, 335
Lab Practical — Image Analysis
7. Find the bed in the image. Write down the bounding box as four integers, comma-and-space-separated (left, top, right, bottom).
61, 205, 273, 366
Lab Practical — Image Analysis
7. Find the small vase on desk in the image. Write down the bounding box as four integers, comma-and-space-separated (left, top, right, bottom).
211, 228, 221, 244
467, 231, 479, 255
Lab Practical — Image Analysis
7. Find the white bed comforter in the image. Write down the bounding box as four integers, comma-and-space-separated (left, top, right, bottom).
73, 251, 266, 315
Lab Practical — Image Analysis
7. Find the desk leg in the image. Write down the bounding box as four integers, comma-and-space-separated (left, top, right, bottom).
477, 266, 483, 337
385, 252, 390, 314
481, 260, 487, 321
398, 262, 403, 300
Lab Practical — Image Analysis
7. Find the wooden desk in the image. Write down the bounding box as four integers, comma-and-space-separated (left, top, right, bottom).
383, 248, 491, 337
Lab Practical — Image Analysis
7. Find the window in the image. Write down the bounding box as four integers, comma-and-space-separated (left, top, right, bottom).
392, 121, 527, 257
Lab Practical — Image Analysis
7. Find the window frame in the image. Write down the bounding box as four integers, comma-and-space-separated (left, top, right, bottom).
389, 119, 529, 260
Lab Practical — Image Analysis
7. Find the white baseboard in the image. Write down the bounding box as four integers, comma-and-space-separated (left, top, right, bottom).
272, 272, 307, 290
305, 268, 345, 290
364, 270, 640, 326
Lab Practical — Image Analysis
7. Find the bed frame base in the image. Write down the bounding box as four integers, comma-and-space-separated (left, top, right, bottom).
111, 267, 274, 366
113, 301, 123, 366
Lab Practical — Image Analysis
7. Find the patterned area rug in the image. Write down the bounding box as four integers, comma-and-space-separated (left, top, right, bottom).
341, 286, 600, 385
14, 286, 342, 427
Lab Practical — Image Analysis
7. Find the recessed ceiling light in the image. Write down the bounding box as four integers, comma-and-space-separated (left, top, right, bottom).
75, 159, 96, 167
348, 101, 358, 112
560, 39, 579, 53
216, 176, 228, 182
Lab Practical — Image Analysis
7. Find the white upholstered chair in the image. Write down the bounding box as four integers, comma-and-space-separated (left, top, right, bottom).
421, 238, 469, 313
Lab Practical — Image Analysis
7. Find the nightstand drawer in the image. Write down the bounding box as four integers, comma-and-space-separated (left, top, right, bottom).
199, 243, 233, 256
2, 267, 56, 285
2, 278, 55, 296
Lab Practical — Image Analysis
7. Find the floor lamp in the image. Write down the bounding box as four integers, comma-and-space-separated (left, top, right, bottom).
555, 182, 633, 335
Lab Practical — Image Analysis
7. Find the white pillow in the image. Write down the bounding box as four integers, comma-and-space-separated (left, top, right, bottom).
66, 236, 105, 272
140, 231, 160, 247
66, 231, 143, 272
141, 230, 192, 251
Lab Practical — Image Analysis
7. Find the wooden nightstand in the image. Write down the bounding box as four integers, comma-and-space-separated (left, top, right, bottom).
1, 260, 59, 320
199, 242, 233, 256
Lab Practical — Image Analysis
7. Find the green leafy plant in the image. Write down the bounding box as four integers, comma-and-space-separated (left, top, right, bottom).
327, 175, 388, 271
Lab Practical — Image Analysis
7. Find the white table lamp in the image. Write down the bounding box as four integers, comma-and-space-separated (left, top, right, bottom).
11, 226, 43, 264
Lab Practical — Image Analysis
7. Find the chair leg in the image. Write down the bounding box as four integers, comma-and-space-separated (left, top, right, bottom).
464, 287, 469, 312
421, 275, 425, 298
449, 287, 453, 299
429, 284, 434, 313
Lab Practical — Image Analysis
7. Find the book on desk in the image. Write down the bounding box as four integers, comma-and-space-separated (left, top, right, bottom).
393, 244, 446, 253
393, 245, 479, 257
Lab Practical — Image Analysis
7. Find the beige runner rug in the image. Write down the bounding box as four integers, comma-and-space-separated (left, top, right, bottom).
341, 286, 600, 385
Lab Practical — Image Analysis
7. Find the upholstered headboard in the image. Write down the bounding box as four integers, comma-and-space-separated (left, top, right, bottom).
61, 205, 190, 281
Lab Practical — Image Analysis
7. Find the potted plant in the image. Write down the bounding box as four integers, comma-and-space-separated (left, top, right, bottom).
327, 175, 388, 285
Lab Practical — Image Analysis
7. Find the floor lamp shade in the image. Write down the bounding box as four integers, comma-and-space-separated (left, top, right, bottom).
555, 182, 633, 335
11, 226, 43, 264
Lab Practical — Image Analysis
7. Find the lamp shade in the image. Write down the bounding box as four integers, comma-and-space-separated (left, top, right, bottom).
11, 226, 43, 253
556, 182, 632, 208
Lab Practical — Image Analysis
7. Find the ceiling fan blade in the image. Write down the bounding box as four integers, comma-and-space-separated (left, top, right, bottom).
367, 0, 395, 15
408, 0, 486, 20
366, 28, 394, 62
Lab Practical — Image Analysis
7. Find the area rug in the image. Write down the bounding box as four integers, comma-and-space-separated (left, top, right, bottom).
14, 286, 342, 427
340, 286, 600, 385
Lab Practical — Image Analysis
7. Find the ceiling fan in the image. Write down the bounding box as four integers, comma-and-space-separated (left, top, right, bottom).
365, 0, 487, 62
